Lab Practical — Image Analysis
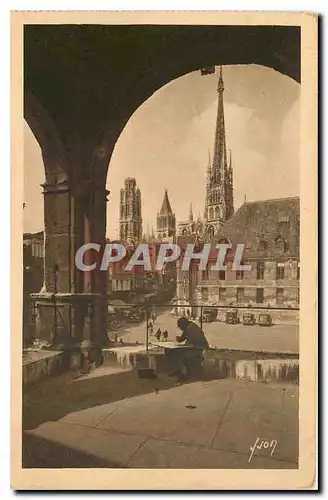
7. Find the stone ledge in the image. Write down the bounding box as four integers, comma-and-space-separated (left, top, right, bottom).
101, 346, 299, 384
23, 350, 67, 386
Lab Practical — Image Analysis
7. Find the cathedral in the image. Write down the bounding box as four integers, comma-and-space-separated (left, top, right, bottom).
118, 66, 234, 244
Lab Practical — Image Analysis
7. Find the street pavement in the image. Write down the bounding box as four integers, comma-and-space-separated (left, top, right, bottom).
109, 311, 299, 354
23, 366, 298, 469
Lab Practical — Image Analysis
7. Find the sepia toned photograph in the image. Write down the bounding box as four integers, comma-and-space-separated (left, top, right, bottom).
11, 11, 317, 490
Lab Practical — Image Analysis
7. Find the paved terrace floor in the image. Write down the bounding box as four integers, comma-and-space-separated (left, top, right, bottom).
23, 366, 298, 469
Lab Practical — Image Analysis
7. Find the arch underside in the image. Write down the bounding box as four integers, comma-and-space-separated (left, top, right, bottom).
24, 25, 300, 184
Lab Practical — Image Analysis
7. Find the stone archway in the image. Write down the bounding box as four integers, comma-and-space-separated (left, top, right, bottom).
24, 24, 300, 347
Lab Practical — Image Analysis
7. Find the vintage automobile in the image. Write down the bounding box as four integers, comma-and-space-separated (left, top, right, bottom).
225, 310, 239, 324
202, 307, 218, 323
258, 313, 273, 326
128, 309, 145, 323
242, 313, 256, 325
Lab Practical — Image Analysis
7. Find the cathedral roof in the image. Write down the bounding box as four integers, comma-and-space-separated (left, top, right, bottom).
159, 190, 174, 215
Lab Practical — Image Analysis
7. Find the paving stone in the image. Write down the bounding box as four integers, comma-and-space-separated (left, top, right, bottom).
98, 381, 233, 447
62, 400, 125, 427
168, 443, 251, 469
28, 420, 146, 466
128, 439, 177, 468
211, 383, 298, 462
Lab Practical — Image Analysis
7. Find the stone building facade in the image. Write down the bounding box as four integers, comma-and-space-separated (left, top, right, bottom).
195, 197, 300, 309
23, 231, 44, 345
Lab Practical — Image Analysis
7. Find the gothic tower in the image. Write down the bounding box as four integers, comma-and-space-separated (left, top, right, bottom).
204, 66, 234, 238
157, 189, 176, 239
119, 178, 142, 243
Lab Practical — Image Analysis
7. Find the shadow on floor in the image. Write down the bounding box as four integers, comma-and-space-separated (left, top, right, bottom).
23, 368, 216, 431
22, 433, 123, 468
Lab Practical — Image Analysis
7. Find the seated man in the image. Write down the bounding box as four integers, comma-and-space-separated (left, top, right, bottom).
166, 317, 209, 380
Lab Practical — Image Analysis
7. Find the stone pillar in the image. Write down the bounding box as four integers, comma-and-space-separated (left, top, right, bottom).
31, 181, 110, 348
42, 180, 74, 293
31, 180, 75, 345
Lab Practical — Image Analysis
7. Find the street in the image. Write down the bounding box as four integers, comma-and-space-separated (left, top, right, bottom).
109, 310, 299, 354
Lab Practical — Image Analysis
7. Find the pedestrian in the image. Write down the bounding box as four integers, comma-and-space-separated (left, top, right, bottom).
187, 308, 191, 318
152, 311, 157, 323
155, 328, 161, 341
165, 317, 209, 381
162, 329, 168, 341
148, 321, 154, 336
114, 333, 118, 343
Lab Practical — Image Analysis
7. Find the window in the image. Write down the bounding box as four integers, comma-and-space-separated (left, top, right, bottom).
256, 288, 264, 304
276, 287, 284, 305
276, 263, 285, 280
297, 262, 300, 280
219, 287, 226, 301
259, 240, 267, 251
202, 268, 209, 281
275, 236, 286, 254
219, 270, 226, 281
236, 270, 244, 280
257, 261, 265, 280
237, 287, 244, 303
202, 287, 209, 301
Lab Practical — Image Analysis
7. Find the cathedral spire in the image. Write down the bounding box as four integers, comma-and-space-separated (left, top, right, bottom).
157, 190, 176, 239
204, 150, 212, 221
159, 189, 173, 215
203, 66, 234, 237
189, 203, 194, 222
212, 65, 227, 185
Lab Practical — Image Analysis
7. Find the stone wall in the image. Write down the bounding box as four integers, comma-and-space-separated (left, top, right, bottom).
23, 350, 67, 386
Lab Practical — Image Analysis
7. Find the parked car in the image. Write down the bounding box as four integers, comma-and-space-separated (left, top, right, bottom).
258, 313, 273, 326
128, 310, 145, 323
202, 308, 218, 323
225, 310, 239, 324
242, 313, 256, 325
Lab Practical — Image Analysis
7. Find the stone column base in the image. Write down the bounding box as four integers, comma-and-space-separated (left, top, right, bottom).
30, 292, 108, 349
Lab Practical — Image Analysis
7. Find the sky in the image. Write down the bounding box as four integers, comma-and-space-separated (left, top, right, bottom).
24, 64, 300, 238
